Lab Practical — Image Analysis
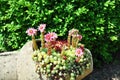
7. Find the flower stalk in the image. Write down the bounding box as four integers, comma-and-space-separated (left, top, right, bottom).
72, 35, 75, 47
32, 35, 38, 50
26, 28, 38, 50
72, 35, 78, 48
47, 42, 52, 55
38, 24, 46, 49
70, 29, 79, 48
67, 35, 71, 48
41, 32, 45, 48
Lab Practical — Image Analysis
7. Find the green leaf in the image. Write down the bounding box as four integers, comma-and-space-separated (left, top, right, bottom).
110, 36, 118, 41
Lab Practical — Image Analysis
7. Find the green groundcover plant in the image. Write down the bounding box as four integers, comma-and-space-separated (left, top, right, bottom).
0, 0, 120, 66
26, 24, 93, 80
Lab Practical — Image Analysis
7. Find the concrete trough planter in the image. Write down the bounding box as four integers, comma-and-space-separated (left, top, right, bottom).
33, 47, 93, 80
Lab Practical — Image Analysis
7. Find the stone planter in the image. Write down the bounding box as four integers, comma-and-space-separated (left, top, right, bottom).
34, 48, 93, 80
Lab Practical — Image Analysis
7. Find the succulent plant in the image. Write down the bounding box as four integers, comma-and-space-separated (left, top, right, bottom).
31, 28, 92, 80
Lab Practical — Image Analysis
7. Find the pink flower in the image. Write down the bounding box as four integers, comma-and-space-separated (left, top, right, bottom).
38, 24, 46, 32
50, 32, 58, 40
44, 33, 52, 42
45, 32, 58, 42
26, 28, 37, 36
75, 48, 84, 57
69, 29, 78, 36
69, 30, 74, 36
77, 34, 82, 41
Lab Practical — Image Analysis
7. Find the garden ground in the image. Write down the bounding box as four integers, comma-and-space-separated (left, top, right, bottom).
84, 51, 120, 80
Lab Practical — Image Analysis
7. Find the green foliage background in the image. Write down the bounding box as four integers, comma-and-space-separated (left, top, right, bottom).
0, 0, 120, 66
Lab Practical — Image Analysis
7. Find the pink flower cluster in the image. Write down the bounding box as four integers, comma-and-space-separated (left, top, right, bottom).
26, 24, 46, 36
38, 24, 46, 32
69, 29, 78, 36
75, 48, 84, 57
68, 28, 82, 41
45, 32, 58, 42
26, 28, 37, 36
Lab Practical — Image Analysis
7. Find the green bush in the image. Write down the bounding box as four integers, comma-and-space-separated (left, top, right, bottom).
0, 0, 120, 66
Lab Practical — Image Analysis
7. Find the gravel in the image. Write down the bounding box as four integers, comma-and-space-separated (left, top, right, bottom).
83, 61, 120, 80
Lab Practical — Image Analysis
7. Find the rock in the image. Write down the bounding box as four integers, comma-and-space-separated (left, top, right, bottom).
17, 41, 40, 80
0, 41, 40, 80
0, 51, 18, 80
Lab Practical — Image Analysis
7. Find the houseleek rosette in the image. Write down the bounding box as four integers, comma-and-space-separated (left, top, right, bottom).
32, 47, 91, 80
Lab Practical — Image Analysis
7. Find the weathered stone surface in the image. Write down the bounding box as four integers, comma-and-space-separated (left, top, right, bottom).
17, 41, 40, 80
0, 41, 40, 80
0, 51, 18, 80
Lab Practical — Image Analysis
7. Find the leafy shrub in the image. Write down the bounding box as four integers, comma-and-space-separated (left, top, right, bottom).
0, 0, 120, 66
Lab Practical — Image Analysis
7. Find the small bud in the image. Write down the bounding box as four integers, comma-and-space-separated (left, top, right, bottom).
47, 69, 50, 73
59, 72, 62, 76
59, 78, 63, 80
60, 66, 63, 70
54, 57, 58, 60
51, 70, 56, 74
71, 73, 75, 77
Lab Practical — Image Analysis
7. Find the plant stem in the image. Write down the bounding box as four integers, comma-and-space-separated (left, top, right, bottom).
72, 36, 76, 48
75, 37, 79, 48
47, 42, 51, 55
41, 32, 45, 48
32, 35, 38, 50
67, 35, 71, 48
